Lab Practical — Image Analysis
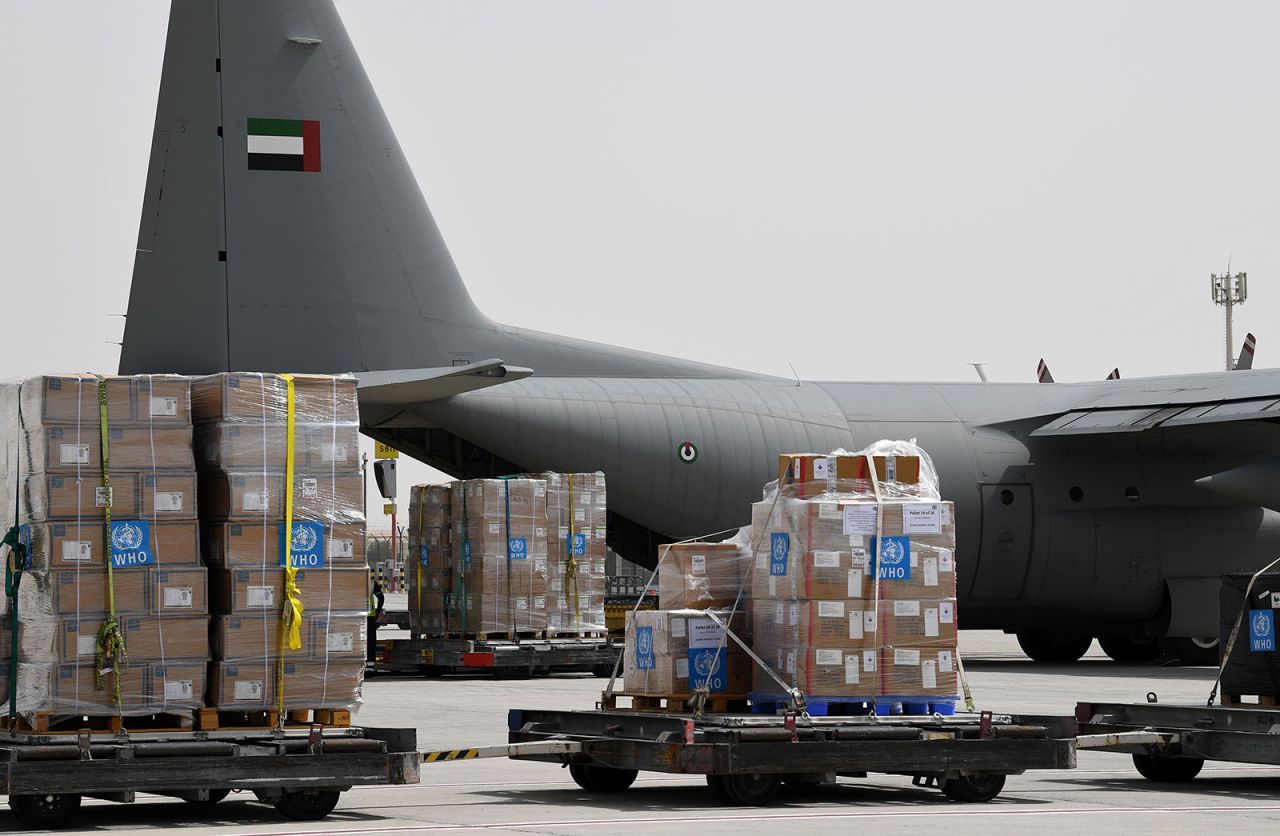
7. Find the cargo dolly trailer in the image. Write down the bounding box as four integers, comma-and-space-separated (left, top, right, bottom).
0, 725, 419, 830
505, 706, 1076, 805
375, 634, 621, 677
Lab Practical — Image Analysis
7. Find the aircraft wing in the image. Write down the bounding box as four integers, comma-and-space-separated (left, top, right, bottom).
1029, 369, 1280, 437
356, 359, 533, 405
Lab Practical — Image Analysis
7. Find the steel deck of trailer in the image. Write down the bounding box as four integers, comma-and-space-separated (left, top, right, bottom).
1076, 700, 1280, 774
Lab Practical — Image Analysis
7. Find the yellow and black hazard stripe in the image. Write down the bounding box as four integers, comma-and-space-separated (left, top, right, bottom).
422, 748, 481, 762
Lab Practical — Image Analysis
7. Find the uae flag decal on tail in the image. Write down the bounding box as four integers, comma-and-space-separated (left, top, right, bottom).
246, 118, 321, 172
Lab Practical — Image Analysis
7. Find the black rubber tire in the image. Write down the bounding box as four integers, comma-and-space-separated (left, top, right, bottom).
1016, 631, 1093, 663
568, 765, 637, 792
1098, 635, 1162, 663
706, 772, 782, 806
184, 788, 232, 805
9, 793, 82, 829
941, 773, 1006, 802
591, 663, 617, 678
273, 789, 342, 821
1132, 754, 1204, 782
1161, 637, 1220, 667
418, 664, 448, 678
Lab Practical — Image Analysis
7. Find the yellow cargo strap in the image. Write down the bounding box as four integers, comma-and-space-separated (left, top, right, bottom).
93, 375, 128, 719
565, 474, 580, 628
276, 374, 305, 728
416, 491, 425, 625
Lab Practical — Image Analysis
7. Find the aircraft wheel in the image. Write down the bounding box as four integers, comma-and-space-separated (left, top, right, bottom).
1132, 754, 1204, 782
1098, 635, 1162, 663
941, 773, 1006, 802
706, 772, 782, 806
183, 788, 232, 806
569, 764, 637, 792
9, 793, 82, 829
273, 789, 342, 820
1015, 631, 1093, 662
1161, 637, 1219, 666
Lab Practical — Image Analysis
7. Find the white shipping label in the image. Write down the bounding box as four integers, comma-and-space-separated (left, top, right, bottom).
535, 527, 546, 539
321, 444, 349, 463
768, 575, 777, 596
691, 555, 706, 575
786, 651, 796, 674
849, 612, 864, 640
1273, 592, 1280, 609
163, 587, 193, 608
848, 569, 864, 597
77, 635, 97, 656
818, 502, 840, 520
516, 597, 528, 611
574, 509, 586, 522
676, 658, 689, 678
559, 526, 569, 539
757, 554, 768, 571
534, 483, 546, 497
671, 617, 687, 638
790, 603, 800, 625
923, 557, 939, 588
577, 490, 591, 506
845, 655, 859, 684
774, 603, 785, 623
488, 522, 500, 535
910, 550, 919, 568
815, 648, 842, 666
924, 608, 939, 637
155, 491, 184, 512
894, 600, 920, 617
60, 444, 91, 465
864, 612, 877, 633
895, 648, 921, 666
863, 650, 877, 672
327, 632, 354, 652
62, 541, 92, 562
534, 596, 545, 610
534, 559, 547, 575
300, 478, 319, 499
243, 492, 269, 513
843, 505, 878, 536
150, 396, 178, 417
360, 622, 368, 642
813, 457, 829, 479
164, 680, 194, 701
885, 456, 897, 482
330, 538, 354, 558
234, 680, 263, 701
247, 586, 275, 608
813, 550, 841, 569
942, 504, 952, 525
922, 660, 937, 690
939, 549, 954, 572
939, 650, 954, 673
902, 503, 943, 534
689, 619, 726, 649
818, 600, 845, 618
939, 602, 954, 624
95, 487, 112, 507
850, 546, 869, 568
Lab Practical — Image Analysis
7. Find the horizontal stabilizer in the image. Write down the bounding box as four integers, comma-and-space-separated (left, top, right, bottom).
357, 359, 532, 405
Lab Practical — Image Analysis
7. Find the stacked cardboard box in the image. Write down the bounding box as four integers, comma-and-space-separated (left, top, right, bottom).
194, 373, 367, 712
407, 484, 452, 635
623, 609, 751, 695
536, 472, 607, 635
658, 542, 748, 611
749, 450, 958, 700
0, 375, 208, 718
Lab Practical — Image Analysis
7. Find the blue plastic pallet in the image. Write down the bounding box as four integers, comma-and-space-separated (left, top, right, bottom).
748, 691, 958, 717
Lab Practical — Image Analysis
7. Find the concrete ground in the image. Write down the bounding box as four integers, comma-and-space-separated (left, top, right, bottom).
7, 629, 1280, 834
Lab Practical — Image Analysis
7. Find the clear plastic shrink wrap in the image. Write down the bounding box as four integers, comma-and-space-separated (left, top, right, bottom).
408, 484, 452, 635
623, 609, 752, 695
534, 472, 607, 635
0, 375, 208, 719
193, 373, 366, 712
750, 441, 960, 703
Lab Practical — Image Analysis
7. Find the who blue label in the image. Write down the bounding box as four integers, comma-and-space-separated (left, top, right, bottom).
110, 520, 153, 568
688, 647, 728, 691
279, 521, 326, 568
420, 546, 430, 568
508, 537, 528, 560
871, 535, 911, 580
1250, 609, 1275, 652
635, 626, 655, 670
17, 524, 31, 569
769, 533, 790, 576
463, 541, 472, 563
569, 533, 586, 556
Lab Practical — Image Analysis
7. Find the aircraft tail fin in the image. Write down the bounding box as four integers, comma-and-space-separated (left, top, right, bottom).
1235, 333, 1257, 370
120, 0, 486, 375
1036, 359, 1055, 384
1106, 368, 1120, 380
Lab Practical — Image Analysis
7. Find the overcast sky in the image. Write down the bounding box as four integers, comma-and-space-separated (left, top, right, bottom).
2, 1, 1277, 529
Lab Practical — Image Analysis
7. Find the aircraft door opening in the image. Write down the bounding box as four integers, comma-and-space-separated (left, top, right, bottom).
971, 484, 1034, 600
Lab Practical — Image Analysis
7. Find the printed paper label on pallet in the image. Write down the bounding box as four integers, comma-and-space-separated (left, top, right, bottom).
901, 504, 942, 534
843, 505, 877, 535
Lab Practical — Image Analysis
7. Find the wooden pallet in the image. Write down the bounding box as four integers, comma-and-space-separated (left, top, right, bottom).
438, 630, 546, 642
601, 691, 750, 714
0, 710, 196, 735
195, 708, 352, 731
545, 629, 609, 640
1221, 693, 1280, 708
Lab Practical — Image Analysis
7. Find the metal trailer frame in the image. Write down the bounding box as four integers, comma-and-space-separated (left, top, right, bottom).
1076, 700, 1280, 781
375, 635, 621, 677
506, 707, 1077, 805
0, 725, 420, 830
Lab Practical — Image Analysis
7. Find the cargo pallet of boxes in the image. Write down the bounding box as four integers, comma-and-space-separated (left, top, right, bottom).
195, 373, 367, 728
0, 374, 207, 733
615, 441, 962, 717
406, 473, 608, 642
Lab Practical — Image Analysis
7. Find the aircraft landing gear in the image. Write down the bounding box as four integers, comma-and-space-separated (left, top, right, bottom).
1160, 636, 1220, 667
1016, 631, 1093, 663
1098, 635, 1162, 663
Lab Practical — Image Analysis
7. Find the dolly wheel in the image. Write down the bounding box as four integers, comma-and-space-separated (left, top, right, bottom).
184, 788, 232, 806
941, 773, 1006, 802
10, 793, 82, 829
707, 772, 782, 806
1133, 754, 1204, 782
274, 789, 342, 820
569, 764, 637, 792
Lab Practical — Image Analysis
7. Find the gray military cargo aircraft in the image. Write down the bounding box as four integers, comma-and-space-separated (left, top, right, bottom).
119, 0, 1280, 665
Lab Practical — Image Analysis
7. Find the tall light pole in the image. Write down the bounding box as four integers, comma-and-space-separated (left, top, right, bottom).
1211, 271, 1248, 370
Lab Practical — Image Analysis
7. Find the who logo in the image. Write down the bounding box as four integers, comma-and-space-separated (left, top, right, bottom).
109, 520, 153, 568
279, 521, 326, 568
508, 537, 528, 560
1250, 609, 1275, 653
769, 532, 790, 577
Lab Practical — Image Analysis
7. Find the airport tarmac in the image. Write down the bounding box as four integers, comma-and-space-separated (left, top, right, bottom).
7, 629, 1280, 835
